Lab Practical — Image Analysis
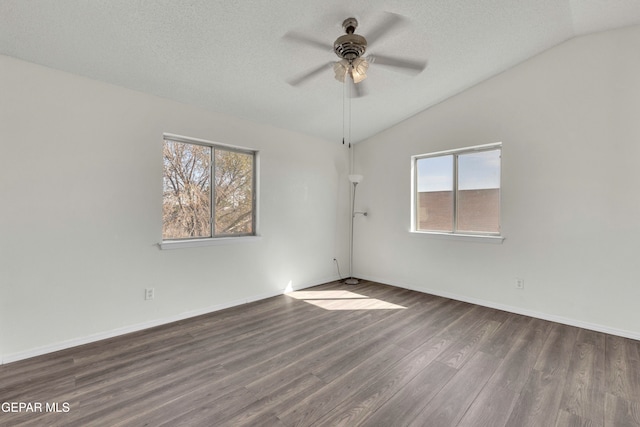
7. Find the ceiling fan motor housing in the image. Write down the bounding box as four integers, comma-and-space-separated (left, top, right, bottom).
334, 34, 367, 60
334, 17, 367, 61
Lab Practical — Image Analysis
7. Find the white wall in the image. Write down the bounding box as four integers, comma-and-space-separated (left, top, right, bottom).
354, 25, 640, 338
0, 55, 350, 363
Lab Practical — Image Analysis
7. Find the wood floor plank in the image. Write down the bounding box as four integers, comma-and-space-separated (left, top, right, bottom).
479, 312, 532, 358
534, 323, 580, 375
456, 318, 553, 427
435, 318, 502, 369
358, 361, 457, 427
393, 299, 471, 351
457, 384, 522, 427
558, 341, 605, 425
408, 351, 501, 427
604, 392, 640, 427
311, 331, 462, 427
505, 368, 567, 427
505, 323, 579, 427
223, 374, 325, 427
158, 386, 258, 427
555, 409, 598, 427
238, 314, 391, 399
1, 280, 639, 426
488, 317, 553, 391
605, 335, 640, 402
0, 354, 74, 391
276, 343, 411, 426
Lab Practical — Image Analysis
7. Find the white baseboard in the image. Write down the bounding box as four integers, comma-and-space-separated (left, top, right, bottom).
1, 277, 334, 365
358, 274, 640, 342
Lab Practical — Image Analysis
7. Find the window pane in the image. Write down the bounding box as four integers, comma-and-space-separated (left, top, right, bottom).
162, 140, 211, 239
457, 149, 500, 233
416, 155, 454, 232
214, 149, 254, 235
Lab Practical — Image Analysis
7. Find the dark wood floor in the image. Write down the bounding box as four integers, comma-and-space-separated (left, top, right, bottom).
2, 280, 640, 426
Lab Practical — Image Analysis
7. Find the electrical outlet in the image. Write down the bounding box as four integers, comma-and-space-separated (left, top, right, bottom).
515, 279, 524, 289
145, 288, 155, 300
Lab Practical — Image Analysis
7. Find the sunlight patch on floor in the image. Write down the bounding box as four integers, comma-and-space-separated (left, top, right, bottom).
286, 290, 368, 300
286, 290, 406, 310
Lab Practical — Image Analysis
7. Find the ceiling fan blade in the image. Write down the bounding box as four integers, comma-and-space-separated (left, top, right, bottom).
287, 62, 333, 86
354, 80, 368, 98
365, 12, 407, 46
369, 54, 427, 74
282, 31, 333, 51
347, 78, 368, 98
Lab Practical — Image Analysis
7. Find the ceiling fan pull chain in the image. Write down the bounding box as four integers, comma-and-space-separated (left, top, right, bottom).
342, 78, 346, 144
348, 80, 352, 150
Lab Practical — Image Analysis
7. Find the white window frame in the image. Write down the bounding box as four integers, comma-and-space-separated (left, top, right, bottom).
411, 142, 504, 243
160, 133, 260, 250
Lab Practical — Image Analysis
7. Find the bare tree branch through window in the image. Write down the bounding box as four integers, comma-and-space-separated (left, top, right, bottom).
163, 138, 255, 240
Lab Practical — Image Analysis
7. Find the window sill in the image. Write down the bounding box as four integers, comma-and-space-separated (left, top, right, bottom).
410, 231, 504, 244
159, 235, 262, 250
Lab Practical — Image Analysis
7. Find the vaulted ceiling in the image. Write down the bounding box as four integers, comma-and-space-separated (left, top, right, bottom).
1, 1, 639, 143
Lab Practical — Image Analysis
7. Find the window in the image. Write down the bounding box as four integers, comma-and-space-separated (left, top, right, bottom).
162, 135, 256, 241
413, 143, 501, 236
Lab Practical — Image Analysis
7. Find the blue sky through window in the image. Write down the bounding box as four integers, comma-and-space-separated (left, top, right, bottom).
417, 149, 500, 192
417, 155, 453, 192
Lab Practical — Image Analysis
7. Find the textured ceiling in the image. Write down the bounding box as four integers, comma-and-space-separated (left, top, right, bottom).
1, 1, 639, 143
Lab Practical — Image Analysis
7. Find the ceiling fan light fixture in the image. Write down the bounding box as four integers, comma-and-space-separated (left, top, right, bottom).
333, 58, 368, 83
351, 69, 367, 84
350, 57, 368, 83
333, 59, 349, 82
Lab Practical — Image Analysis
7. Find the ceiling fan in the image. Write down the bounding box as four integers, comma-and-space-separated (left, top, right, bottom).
284, 13, 427, 97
